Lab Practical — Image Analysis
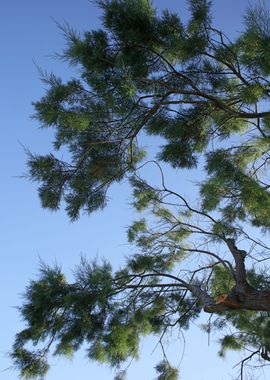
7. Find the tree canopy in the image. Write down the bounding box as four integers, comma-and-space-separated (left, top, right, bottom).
12, 0, 270, 379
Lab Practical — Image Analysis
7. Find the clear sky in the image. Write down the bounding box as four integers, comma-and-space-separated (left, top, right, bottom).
1, 1, 269, 379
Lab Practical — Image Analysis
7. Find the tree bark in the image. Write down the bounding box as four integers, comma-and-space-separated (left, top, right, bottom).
204, 289, 270, 313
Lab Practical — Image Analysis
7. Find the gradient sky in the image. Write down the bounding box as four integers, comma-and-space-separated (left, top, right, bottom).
1, 1, 269, 379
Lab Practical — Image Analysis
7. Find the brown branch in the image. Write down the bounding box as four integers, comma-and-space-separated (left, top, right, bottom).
225, 238, 249, 294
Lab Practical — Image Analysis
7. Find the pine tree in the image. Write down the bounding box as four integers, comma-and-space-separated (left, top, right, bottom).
12, 0, 270, 378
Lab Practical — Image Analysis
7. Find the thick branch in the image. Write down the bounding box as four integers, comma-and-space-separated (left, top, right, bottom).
226, 238, 249, 294
204, 289, 270, 313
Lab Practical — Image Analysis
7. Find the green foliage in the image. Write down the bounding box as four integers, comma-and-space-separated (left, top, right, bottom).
14, 0, 270, 378
155, 360, 179, 380
201, 149, 270, 227
209, 265, 234, 298
218, 310, 270, 360
147, 106, 211, 168
10, 348, 49, 379
238, 3, 270, 75
98, 0, 156, 45
127, 218, 148, 242
219, 335, 243, 357
27, 0, 270, 227
130, 176, 160, 211
240, 83, 265, 104
12, 259, 191, 378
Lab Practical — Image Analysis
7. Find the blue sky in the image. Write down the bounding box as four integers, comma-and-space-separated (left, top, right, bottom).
1, 1, 269, 379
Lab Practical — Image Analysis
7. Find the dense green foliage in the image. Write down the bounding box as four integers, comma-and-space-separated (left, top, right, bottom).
12, 0, 270, 378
